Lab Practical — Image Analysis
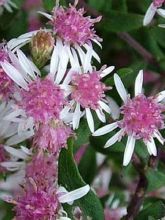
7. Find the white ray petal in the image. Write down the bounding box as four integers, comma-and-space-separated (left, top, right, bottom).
38, 11, 53, 20
99, 101, 111, 114
104, 129, 123, 148
107, 97, 120, 120
95, 109, 106, 123
55, 45, 69, 84
157, 9, 165, 18
114, 74, 128, 103
73, 103, 81, 130
59, 185, 90, 204
6, 131, 34, 146
92, 39, 102, 48
146, 138, 157, 156
83, 45, 93, 72
143, 3, 157, 26
93, 122, 118, 136
1, 61, 28, 90
4, 146, 28, 159
154, 131, 164, 145
100, 66, 115, 78
158, 24, 165, 28
135, 70, 143, 96
123, 135, 136, 166
86, 108, 94, 133
17, 49, 40, 79
50, 46, 59, 78
156, 91, 165, 102
0, 162, 25, 171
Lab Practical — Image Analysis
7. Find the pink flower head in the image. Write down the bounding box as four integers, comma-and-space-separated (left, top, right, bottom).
93, 71, 165, 166
119, 94, 164, 141
52, 2, 102, 45
26, 153, 57, 190
33, 119, 72, 154
15, 187, 59, 220
21, 77, 65, 123
0, 68, 14, 101
71, 71, 107, 110
153, 0, 165, 7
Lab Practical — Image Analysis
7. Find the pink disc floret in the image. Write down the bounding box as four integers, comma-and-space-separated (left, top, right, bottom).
153, 0, 165, 7
15, 188, 59, 220
119, 95, 164, 140
0, 68, 14, 101
26, 153, 57, 189
33, 119, 72, 154
52, 4, 102, 45
21, 78, 65, 123
71, 72, 107, 109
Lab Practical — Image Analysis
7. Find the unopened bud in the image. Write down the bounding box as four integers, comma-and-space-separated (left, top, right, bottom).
31, 30, 54, 68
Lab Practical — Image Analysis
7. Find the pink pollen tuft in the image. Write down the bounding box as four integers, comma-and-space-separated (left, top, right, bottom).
119, 95, 164, 140
15, 188, 59, 220
33, 119, 72, 154
71, 72, 107, 109
0, 68, 14, 101
21, 78, 65, 123
52, 5, 102, 45
153, 0, 165, 7
26, 153, 57, 190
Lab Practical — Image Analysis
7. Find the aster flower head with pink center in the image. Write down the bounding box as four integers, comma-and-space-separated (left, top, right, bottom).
93, 70, 165, 166
6, 176, 90, 220
63, 63, 115, 133
33, 119, 72, 154
1, 49, 68, 126
21, 77, 65, 123
51, 0, 102, 45
26, 153, 58, 190
143, 0, 165, 26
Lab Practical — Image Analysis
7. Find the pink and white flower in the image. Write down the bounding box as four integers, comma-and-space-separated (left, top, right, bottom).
93, 70, 165, 166
62, 64, 115, 132
143, 0, 165, 26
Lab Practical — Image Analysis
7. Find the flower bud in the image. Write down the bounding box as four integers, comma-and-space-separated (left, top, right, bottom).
31, 30, 54, 68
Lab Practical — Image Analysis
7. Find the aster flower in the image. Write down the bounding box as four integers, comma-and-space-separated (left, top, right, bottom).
0, 0, 17, 14
7, 0, 102, 67
33, 119, 72, 154
1, 49, 74, 153
143, 0, 165, 26
5, 178, 90, 220
63, 63, 115, 132
93, 70, 165, 166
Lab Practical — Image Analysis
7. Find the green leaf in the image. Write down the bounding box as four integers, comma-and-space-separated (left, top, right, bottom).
147, 168, 165, 192
103, 10, 143, 32
58, 139, 104, 220
43, 0, 56, 11
43, 0, 66, 11
136, 201, 165, 220
78, 146, 97, 184
105, 67, 134, 87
